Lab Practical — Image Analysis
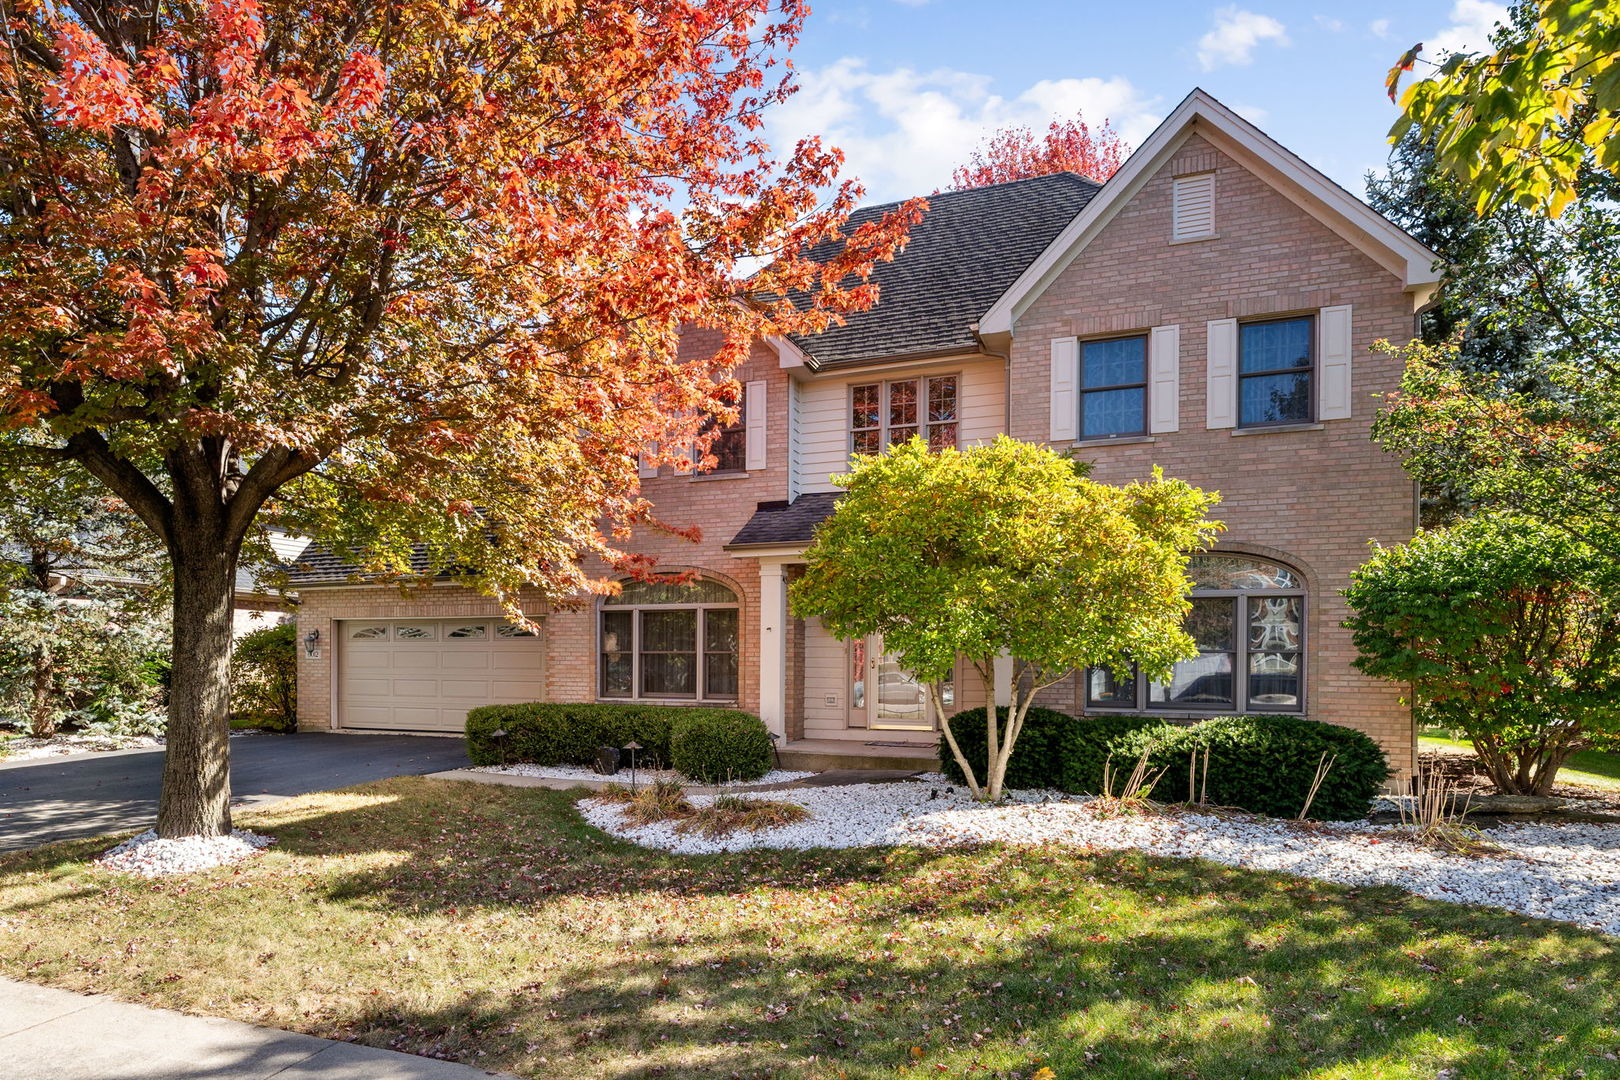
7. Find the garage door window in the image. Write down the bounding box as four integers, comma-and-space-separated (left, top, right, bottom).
447, 624, 487, 639
349, 624, 389, 640
600, 579, 740, 701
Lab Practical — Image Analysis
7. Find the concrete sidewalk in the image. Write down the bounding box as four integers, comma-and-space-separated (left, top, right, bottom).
0, 978, 514, 1079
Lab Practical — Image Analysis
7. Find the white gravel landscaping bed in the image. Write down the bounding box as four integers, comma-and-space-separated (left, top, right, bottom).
0, 733, 162, 761
97, 829, 274, 877
580, 778, 1620, 937
472, 762, 817, 787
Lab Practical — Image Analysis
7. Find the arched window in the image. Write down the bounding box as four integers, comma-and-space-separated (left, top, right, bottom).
599, 579, 740, 701
1087, 554, 1305, 714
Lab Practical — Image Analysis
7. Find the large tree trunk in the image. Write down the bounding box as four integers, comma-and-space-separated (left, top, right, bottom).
157, 524, 240, 838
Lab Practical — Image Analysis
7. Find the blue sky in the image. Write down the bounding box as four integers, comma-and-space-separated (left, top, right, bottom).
762, 0, 1510, 205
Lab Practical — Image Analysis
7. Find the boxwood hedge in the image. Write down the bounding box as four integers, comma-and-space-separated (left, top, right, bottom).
669, 709, 774, 783
938, 707, 1389, 820
465, 702, 771, 782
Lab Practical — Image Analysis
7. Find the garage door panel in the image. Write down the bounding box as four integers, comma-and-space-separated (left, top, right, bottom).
338, 618, 544, 733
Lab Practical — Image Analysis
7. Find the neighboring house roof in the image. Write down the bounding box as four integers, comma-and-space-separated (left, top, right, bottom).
724, 492, 841, 549
979, 88, 1444, 339
786, 172, 1102, 368
282, 543, 440, 587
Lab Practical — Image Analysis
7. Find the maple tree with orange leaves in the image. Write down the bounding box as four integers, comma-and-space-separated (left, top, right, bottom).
0, 0, 918, 837
949, 111, 1128, 190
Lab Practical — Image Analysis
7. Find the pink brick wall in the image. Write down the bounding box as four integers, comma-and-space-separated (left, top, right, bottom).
1009, 134, 1417, 777
297, 332, 787, 730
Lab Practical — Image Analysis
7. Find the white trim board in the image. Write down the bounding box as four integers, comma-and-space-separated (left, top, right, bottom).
978, 89, 1443, 338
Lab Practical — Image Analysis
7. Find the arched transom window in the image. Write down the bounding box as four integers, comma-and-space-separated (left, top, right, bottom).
1087, 554, 1305, 714
600, 579, 739, 701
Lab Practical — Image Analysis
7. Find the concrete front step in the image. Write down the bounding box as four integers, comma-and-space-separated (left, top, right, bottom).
776, 738, 940, 773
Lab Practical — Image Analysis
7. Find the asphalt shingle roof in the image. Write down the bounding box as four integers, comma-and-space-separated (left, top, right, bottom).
788, 171, 1101, 366
724, 492, 840, 549
282, 544, 439, 587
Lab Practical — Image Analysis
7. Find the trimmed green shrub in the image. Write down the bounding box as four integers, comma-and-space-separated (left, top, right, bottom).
1056, 714, 1181, 796
941, 708, 1179, 794
1153, 714, 1391, 820
465, 703, 684, 769
669, 709, 773, 783
939, 706, 1073, 790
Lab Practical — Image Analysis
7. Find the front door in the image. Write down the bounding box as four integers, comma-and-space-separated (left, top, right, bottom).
847, 636, 951, 731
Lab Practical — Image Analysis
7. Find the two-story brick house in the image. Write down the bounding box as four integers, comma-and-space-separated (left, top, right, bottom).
289, 90, 1439, 778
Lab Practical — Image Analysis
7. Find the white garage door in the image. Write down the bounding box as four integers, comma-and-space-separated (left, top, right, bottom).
338, 618, 545, 733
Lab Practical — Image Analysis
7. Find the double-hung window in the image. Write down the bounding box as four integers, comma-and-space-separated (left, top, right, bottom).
1086, 554, 1305, 714
1079, 335, 1147, 439
599, 579, 740, 701
697, 397, 747, 473
1239, 316, 1314, 427
851, 375, 959, 455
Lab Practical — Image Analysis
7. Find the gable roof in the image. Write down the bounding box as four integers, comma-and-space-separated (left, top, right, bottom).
788, 172, 1102, 368
978, 89, 1444, 338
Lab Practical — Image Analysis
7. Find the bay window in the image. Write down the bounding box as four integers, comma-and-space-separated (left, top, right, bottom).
1086, 554, 1304, 714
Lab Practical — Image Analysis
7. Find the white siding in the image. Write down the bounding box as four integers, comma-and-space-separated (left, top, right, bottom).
792, 356, 1007, 494
802, 616, 849, 737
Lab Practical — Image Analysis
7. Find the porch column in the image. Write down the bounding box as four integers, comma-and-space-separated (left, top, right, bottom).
758, 561, 788, 736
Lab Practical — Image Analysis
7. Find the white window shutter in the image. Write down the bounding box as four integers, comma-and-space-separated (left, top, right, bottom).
1048, 338, 1079, 442
745, 380, 767, 471
1148, 324, 1181, 434
637, 446, 658, 479
1317, 304, 1353, 421
1206, 318, 1238, 429
1172, 174, 1215, 241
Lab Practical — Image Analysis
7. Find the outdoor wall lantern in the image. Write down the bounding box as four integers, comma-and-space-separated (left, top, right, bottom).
303, 628, 321, 658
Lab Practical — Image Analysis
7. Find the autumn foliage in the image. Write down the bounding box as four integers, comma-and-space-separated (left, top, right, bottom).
0, 0, 917, 835
950, 111, 1129, 190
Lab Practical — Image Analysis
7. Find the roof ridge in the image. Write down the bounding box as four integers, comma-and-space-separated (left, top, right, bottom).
851, 170, 1104, 216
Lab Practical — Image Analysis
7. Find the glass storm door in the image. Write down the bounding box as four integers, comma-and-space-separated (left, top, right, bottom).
848, 636, 947, 731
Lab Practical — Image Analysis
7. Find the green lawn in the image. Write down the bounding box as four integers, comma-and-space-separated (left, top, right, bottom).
1, 778, 1617, 1079
1419, 733, 1620, 791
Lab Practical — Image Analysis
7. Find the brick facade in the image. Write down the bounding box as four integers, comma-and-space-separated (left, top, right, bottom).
296, 125, 1421, 780
1007, 134, 1418, 777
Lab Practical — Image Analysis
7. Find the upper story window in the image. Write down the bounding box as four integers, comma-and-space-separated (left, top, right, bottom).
1086, 554, 1305, 715
1080, 335, 1147, 439
599, 578, 739, 702
698, 397, 746, 473
851, 375, 959, 456
1239, 316, 1313, 427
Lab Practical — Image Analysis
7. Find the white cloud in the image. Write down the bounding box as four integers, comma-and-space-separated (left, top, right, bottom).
1369, 17, 1391, 38
1231, 103, 1269, 124
1196, 7, 1290, 71
891, 0, 931, 6
1314, 15, 1345, 33
765, 60, 1162, 203
1428, 0, 1509, 58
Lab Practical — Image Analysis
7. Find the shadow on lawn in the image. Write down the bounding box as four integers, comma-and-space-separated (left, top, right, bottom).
266, 783, 1620, 1079
325, 863, 1620, 1080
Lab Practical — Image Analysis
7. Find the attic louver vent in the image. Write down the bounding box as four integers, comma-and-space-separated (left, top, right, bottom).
1171, 173, 1215, 242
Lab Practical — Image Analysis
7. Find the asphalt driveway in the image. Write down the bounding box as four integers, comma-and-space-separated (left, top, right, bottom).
0, 733, 471, 851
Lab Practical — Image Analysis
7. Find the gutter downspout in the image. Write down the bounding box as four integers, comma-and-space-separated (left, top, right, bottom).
969, 321, 1013, 436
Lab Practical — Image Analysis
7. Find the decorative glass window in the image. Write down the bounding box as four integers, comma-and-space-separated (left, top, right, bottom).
1086, 554, 1305, 714
447, 624, 487, 639
495, 623, 538, 638
698, 396, 747, 473
850, 376, 959, 456
1080, 335, 1147, 439
392, 623, 438, 640
348, 624, 389, 640
599, 579, 740, 701
1239, 317, 1313, 427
